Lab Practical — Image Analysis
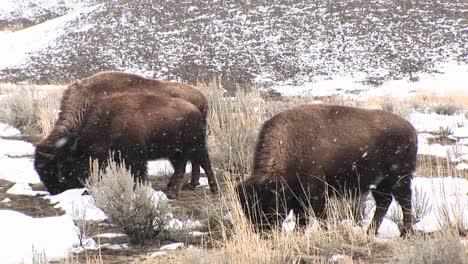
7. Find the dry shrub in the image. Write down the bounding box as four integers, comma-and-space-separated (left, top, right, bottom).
0, 85, 61, 136
392, 229, 466, 264
0, 86, 39, 134
85, 158, 170, 246
430, 103, 463, 115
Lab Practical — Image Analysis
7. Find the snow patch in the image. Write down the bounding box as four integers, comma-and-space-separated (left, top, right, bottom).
0, 123, 21, 137
0, 210, 79, 264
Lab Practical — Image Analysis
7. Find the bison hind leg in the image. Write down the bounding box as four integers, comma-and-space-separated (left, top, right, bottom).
184, 160, 200, 190
369, 173, 414, 236
192, 145, 218, 194
391, 175, 413, 237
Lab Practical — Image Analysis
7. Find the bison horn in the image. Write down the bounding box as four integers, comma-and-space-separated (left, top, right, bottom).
37, 151, 55, 159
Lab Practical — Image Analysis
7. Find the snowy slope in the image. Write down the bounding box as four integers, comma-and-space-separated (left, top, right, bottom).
0, 0, 90, 29
0, 0, 466, 90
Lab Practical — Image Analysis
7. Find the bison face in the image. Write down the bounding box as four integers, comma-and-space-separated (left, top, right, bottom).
236, 178, 290, 230
34, 137, 88, 194
34, 145, 64, 195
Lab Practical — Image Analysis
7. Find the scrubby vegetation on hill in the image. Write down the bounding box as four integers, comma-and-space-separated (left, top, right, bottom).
1, 0, 466, 89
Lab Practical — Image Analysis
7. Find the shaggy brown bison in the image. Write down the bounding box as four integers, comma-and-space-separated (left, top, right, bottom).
52, 71, 209, 188
34, 92, 218, 198
236, 104, 417, 236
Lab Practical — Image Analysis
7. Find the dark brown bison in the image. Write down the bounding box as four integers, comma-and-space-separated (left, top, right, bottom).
48, 71, 209, 189
236, 104, 417, 236
34, 92, 218, 198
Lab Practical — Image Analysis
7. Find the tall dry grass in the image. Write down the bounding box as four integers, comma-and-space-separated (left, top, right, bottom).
199, 79, 263, 176
417, 155, 468, 180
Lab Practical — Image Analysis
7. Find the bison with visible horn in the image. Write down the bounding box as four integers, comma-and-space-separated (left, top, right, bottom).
236, 104, 417, 236
43, 71, 209, 189
34, 92, 218, 198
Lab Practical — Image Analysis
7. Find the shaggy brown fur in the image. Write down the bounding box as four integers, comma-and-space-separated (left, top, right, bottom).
236, 104, 418, 236
34, 92, 218, 198
43, 71, 208, 188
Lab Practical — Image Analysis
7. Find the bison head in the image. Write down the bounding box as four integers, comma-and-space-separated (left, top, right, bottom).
34, 137, 88, 194
235, 178, 290, 230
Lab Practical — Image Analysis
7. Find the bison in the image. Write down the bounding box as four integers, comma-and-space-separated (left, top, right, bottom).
49, 71, 209, 189
236, 104, 417, 236
34, 92, 218, 198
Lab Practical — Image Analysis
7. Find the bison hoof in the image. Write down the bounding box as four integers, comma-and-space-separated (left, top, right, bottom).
400, 228, 414, 238
183, 182, 199, 190
210, 187, 219, 194
165, 190, 180, 200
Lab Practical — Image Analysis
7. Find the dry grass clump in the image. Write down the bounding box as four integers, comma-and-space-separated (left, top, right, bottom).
199, 79, 267, 176
408, 89, 468, 110
391, 229, 467, 264
433, 181, 468, 236
417, 155, 468, 180
378, 97, 414, 119
85, 158, 170, 246
0, 85, 61, 136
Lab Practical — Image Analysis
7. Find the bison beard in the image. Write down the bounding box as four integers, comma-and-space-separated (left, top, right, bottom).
236, 104, 418, 236
34, 92, 218, 199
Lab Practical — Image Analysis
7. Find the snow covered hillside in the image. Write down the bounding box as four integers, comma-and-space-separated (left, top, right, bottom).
0, 0, 466, 91
0, 0, 90, 30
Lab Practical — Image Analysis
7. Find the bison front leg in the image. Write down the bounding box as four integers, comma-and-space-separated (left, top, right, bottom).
167, 158, 187, 199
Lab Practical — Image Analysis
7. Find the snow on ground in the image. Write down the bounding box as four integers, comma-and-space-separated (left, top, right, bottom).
0, 0, 88, 23
148, 160, 206, 177
409, 112, 466, 134
45, 189, 107, 221
0, 210, 79, 264
0, 138, 35, 157
0, 157, 41, 184
272, 62, 468, 99
7, 183, 48, 196
0, 123, 21, 137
